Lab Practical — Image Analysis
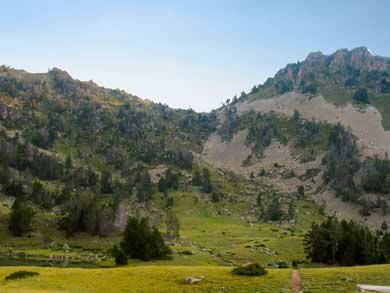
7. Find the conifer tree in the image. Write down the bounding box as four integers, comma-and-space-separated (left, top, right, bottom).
8, 198, 34, 236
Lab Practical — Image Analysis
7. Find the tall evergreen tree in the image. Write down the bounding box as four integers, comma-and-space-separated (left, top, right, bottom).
264, 195, 284, 222
8, 199, 35, 236
304, 217, 386, 266
101, 170, 113, 193
120, 217, 170, 261
192, 170, 202, 186
201, 168, 213, 193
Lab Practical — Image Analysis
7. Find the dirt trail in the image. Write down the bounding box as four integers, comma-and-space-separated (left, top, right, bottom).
291, 269, 303, 293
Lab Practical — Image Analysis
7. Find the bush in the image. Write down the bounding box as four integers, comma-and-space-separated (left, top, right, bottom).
111, 244, 128, 265
179, 250, 194, 255
276, 260, 289, 268
291, 259, 306, 268
232, 263, 268, 276
352, 88, 370, 104
5, 271, 39, 281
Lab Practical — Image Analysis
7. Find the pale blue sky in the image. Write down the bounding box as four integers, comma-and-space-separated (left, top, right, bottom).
1, 0, 389, 111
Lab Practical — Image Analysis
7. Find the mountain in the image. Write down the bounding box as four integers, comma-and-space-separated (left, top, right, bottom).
0, 64, 219, 240
204, 47, 390, 229
266, 47, 390, 94
250, 47, 390, 100
0, 47, 389, 269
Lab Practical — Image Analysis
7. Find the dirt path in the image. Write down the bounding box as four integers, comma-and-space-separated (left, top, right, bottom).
291, 269, 303, 293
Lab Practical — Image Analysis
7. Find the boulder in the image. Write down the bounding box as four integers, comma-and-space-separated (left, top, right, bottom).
184, 276, 204, 284
356, 285, 390, 292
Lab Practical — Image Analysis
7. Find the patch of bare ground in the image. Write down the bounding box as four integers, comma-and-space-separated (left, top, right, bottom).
313, 184, 390, 229
202, 130, 251, 171
202, 130, 321, 193
236, 92, 390, 157
291, 269, 303, 293
148, 165, 167, 184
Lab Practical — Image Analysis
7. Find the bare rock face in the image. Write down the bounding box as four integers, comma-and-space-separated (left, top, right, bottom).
356, 284, 390, 292
264, 47, 390, 95
114, 201, 129, 232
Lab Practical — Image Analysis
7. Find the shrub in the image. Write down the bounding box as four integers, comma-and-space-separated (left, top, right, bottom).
211, 188, 222, 202
232, 263, 268, 276
297, 185, 305, 199
276, 260, 289, 268
292, 259, 306, 268
258, 168, 267, 177
179, 250, 194, 255
5, 271, 39, 281
352, 88, 370, 104
111, 244, 128, 265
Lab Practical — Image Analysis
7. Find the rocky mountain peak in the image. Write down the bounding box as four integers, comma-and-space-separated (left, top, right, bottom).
305, 51, 326, 63
261, 47, 390, 96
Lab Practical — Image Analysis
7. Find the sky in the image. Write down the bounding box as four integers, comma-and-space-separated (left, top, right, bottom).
1, 0, 390, 112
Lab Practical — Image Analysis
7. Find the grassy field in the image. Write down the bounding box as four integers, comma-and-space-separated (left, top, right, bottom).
301, 265, 390, 293
371, 93, 390, 130
145, 190, 325, 266
0, 185, 324, 267
0, 264, 389, 292
319, 83, 354, 106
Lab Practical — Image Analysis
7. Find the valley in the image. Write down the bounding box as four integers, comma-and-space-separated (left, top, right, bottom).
1, 47, 390, 292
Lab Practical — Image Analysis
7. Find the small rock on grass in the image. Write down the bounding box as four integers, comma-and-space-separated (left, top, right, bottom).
184, 275, 205, 284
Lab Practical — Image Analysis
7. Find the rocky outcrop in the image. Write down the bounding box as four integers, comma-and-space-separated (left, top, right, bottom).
261, 47, 390, 95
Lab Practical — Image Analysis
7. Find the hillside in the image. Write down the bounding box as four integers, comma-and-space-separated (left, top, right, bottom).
0, 64, 325, 270
0, 48, 390, 292
203, 47, 390, 229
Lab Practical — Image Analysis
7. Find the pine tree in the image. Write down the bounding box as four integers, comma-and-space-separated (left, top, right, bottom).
15, 143, 28, 170
192, 170, 202, 186
8, 199, 35, 236
211, 189, 221, 202
165, 211, 180, 240
158, 177, 167, 193
297, 185, 305, 199
265, 195, 284, 222
120, 217, 170, 261
65, 155, 73, 170
164, 169, 179, 190
256, 193, 265, 220
288, 201, 296, 221
201, 168, 213, 193
101, 170, 113, 193
304, 217, 385, 266
292, 109, 300, 122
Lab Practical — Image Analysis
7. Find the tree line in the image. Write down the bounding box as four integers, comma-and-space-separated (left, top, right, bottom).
304, 217, 390, 266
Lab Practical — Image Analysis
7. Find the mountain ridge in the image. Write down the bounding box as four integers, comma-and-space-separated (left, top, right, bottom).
0, 47, 389, 244
204, 47, 390, 229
